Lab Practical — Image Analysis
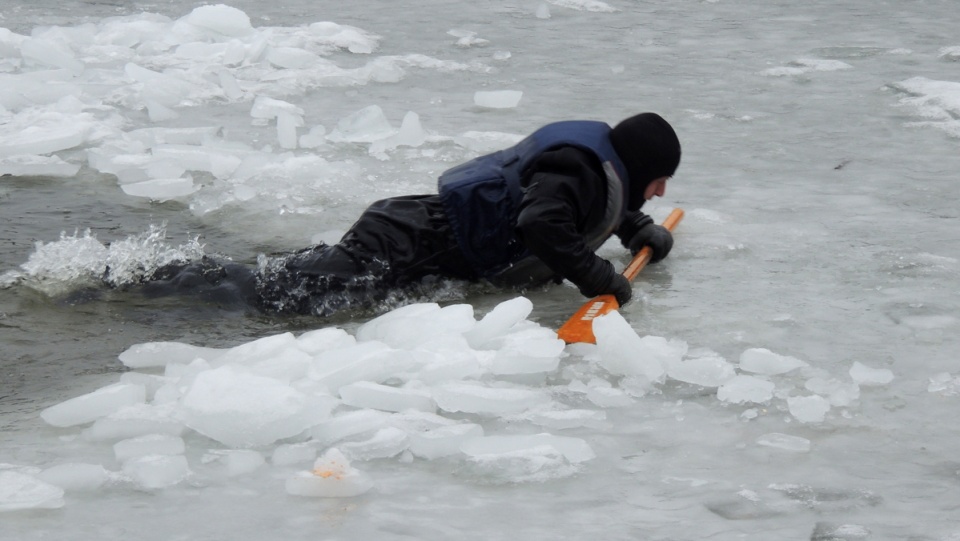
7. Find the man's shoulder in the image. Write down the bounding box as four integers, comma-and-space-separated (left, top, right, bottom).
530, 145, 605, 176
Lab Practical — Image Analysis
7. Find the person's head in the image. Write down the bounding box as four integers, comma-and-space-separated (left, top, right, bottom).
608, 112, 681, 210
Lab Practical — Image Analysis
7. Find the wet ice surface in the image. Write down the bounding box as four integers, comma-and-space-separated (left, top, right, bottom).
1, 0, 960, 539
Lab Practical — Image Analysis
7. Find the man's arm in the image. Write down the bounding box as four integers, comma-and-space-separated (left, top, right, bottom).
514, 148, 631, 303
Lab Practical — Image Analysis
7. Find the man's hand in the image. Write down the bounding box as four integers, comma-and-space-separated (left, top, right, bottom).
607, 273, 633, 306
628, 223, 674, 263
577, 260, 632, 306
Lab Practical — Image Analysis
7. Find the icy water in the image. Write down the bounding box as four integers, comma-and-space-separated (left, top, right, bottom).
2, 0, 959, 539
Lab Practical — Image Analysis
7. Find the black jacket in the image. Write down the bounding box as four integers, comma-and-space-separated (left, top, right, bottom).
515, 146, 652, 297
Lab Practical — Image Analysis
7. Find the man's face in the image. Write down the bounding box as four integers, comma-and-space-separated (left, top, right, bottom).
644, 176, 669, 200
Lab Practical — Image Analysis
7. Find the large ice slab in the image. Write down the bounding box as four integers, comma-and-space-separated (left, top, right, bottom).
0, 470, 64, 511
41, 383, 147, 427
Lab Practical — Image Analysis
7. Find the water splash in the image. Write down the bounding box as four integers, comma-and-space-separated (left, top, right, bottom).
1, 224, 205, 297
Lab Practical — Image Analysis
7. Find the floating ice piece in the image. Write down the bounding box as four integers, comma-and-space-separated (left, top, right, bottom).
250, 96, 305, 120
805, 377, 860, 407
146, 100, 179, 121
593, 311, 679, 386
308, 21, 379, 54
121, 455, 189, 489
928, 372, 960, 396
761, 58, 852, 76
849, 362, 894, 386
369, 111, 427, 154
37, 463, 110, 492
310, 409, 392, 446
310, 347, 416, 392
299, 125, 328, 148
585, 385, 634, 407
488, 327, 564, 375
756, 433, 811, 452
339, 381, 436, 413
448, 30, 489, 48
462, 444, 577, 483
548, 0, 618, 13
811, 524, 871, 540
277, 111, 303, 149
327, 105, 394, 143
890, 77, 960, 137
120, 372, 170, 400
0, 71, 83, 111
41, 383, 147, 427
787, 395, 831, 423
716, 375, 775, 404
460, 433, 595, 463
114, 434, 185, 462
357, 302, 474, 349
149, 144, 242, 179
0, 122, 89, 158
387, 410, 459, 433
0, 155, 81, 177
408, 423, 484, 459
180, 4, 254, 38
124, 63, 200, 109
218, 69, 243, 99
340, 427, 410, 461
414, 348, 485, 384
739, 348, 808, 375
536, 4, 552, 18
667, 351, 737, 387
121, 176, 199, 201
474, 90, 523, 109
523, 409, 607, 430
202, 450, 264, 477
940, 46, 960, 61
20, 38, 84, 74
266, 47, 324, 69
295, 327, 355, 355
247, 347, 314, 382
463, 297, 533, 349
272, 443, 317, 467
180, 366, 312, 448
286, 448, 373, 498
0, 471, 64, 511
213, 332, 298, 368
432, 381, 550, 415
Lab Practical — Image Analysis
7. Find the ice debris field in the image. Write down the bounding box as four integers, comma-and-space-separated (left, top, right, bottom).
2, 296, 903, 510
0, 3, 529, 209
2, 2, 959, 206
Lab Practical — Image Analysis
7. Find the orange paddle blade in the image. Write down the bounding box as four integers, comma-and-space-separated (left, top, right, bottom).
556, 208, 685, 344
555, 294, 620, 344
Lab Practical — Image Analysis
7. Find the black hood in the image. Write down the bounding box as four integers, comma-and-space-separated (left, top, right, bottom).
609, 113, 681, 210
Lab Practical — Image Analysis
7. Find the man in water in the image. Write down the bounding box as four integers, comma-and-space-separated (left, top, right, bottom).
145, 112, 681, 316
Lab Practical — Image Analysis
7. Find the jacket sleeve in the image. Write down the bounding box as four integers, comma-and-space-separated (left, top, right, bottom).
615, 210, 654, 249
514, 147, 619, 296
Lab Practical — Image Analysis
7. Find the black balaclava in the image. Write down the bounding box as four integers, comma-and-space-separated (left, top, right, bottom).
609, 112, 681, 210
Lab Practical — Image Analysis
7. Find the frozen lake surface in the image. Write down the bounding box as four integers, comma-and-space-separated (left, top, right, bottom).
1, 0, 959, 539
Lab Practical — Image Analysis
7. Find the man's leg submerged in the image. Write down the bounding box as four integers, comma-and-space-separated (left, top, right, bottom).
257, 243, 387, 316
138, 195, 473, 316
141, 257, 260, 309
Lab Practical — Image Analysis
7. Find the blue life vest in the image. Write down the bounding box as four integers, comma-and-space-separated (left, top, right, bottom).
437, 120, 630, 282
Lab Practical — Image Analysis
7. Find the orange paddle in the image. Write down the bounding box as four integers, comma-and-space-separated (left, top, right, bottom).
557, 208, 685, 344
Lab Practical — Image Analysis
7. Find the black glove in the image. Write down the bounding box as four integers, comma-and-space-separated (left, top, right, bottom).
627, 223, 673, 263
606, 273, 633, 306
577, 260, 633, 306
